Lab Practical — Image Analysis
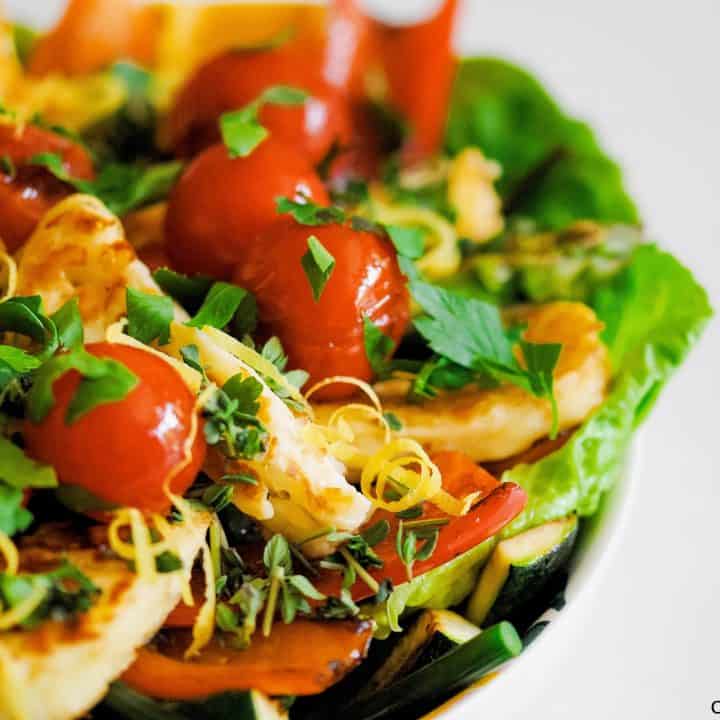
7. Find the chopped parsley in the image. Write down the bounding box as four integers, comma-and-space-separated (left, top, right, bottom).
220, 85, 308, 158
301, 235, 336, 301
125, 288, 173, 346
26, 347, 138, 425
386, 225, 425, 260
0, 560, 99, 629
275, 196, 345, 226
27, 152, 183, 217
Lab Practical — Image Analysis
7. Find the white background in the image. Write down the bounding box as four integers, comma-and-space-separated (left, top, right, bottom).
8, 1, 720, 718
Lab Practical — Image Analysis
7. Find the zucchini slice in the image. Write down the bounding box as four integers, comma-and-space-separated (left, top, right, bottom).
467, 515, 578, 627
361, 610, 481, 695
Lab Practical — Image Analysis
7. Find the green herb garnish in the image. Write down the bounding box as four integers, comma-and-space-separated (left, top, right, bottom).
220, 85, 308, 158
301, 235, 335, 301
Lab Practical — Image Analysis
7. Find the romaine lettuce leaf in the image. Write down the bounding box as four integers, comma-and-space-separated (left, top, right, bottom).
502, 244, 712, 536
366, 538, 495, 639
445, 58, 639, 229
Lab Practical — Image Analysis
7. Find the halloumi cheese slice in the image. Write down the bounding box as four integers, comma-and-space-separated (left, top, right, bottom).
0, 510, 209, 720
314, 302, 610, 462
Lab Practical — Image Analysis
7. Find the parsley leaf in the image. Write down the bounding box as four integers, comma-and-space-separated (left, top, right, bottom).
0, 435, 57, 491
0, 296, 58, 360
153, 268, 214, 314
28, 152, 183, 216
387, 225, 425, 259
0, 560, 99, 629
27, 348, 139, 425
404, 262, 562, 431
0, 483, 32, 536
363, 315, 394, 377
220, 85, 308, 158
186, 282, 254, 331
275, 196, 345, 226
301, 235, 335, 301
126, 288, 173, 346
51, 298, 84, 350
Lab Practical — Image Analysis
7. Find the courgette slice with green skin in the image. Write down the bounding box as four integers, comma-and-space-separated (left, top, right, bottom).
466, 514, 578, 627
361, 610, 481, 696
101, 683, 288, 720
336, 622, 522, 720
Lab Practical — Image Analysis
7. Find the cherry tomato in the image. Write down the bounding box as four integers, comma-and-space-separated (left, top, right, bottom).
164, 140, 329, 279
166, 45, 350, 164
233, 218, 409, 400
0, 122, 95, 252
24, 343, 206, 514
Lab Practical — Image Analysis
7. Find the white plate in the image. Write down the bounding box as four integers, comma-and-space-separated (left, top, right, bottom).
423, 440, 641, 718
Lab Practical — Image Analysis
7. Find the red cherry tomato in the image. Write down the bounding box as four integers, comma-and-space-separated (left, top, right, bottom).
233, 218, 409, 400
0, 123, 95, 252
165, 45, 350, 164
164, 140, 329, 279
24, 343, 206, 514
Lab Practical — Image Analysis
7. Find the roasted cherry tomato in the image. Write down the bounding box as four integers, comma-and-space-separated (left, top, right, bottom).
164, 140, 329, 279
24, 343, 205, 514
233, 218, 410, 399
165, 44, 350, 163
0, 123, 95, 252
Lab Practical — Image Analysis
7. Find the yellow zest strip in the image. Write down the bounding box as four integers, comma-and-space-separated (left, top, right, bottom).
368, 189, 460, 280
0, 531, 19, 575
432, 489, 481, 516
0, 582, 47, 631
305, 376, 383, 414
129, 509, 157, 582
106, 320, 203, 393
360, 439, 442, 513
202, 326, 311, 415
184, 542, 216, 659
151, 511, 194, 608
0, 251, 18, 302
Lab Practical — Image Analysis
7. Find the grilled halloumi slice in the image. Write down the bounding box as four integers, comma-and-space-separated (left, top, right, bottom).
0, 511, 209, 720
159, 323, 373, 556
315, 302, 609, 463
19, 194, 372, 555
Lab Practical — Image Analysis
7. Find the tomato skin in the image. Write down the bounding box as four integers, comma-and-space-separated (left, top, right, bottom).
166, 45, 350, 164
164, 140, 329, 279
23, 343, 205, 514
233, 219, 410, 400
0, 123, 95, 252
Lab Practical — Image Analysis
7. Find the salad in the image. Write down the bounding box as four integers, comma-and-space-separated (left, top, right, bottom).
0, 1, 711, 719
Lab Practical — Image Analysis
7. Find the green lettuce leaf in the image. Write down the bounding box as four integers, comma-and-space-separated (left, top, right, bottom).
365, 538, 495, 639
445, 58, 639, 229
502, 245, 712, 536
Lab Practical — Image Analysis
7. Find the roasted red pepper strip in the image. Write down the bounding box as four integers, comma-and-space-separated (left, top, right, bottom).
123, 620, 374, 699
373, 0, 459, 161
314, 480, 528, 602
